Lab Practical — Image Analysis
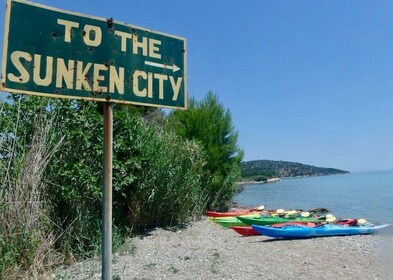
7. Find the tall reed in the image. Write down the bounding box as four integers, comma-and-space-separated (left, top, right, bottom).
0, 110, 62, 279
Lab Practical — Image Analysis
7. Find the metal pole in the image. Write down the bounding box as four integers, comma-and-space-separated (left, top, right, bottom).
102, 102, 113, 280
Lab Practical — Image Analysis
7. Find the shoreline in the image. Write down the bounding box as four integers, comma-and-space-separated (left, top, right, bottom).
237, 172, 350, 186
53, 217, 393, 279
236, 177, 281, 186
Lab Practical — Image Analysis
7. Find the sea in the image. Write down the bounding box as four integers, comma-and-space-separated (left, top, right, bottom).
234, 170, 393, 225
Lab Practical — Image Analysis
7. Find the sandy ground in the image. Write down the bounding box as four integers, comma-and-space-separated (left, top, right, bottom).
52, 218, 393, 280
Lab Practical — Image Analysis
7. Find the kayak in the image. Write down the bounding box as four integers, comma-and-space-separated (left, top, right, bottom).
211, 213, 260, 222
212, 217, 248, 227
206, 205, 267, 217
207, 210, 260, 218
231, 222, 317, 236
231, 226, 260, 236
237, 215, 320, 226
252, 224, 390, 238
211, 213, 262, 227
208, 207, 330, 218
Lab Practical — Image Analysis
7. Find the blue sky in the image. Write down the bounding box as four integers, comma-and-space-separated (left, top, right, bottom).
1, 0, 392, 172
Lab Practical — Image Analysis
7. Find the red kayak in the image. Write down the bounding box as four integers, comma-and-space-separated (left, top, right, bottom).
206, 206, 268, 217
231, 226, 260, 236
206, 210, 257, 217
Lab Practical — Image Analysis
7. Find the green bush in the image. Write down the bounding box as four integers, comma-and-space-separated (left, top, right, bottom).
47, 102, 208, 256
1, 94, 209, 272
123, 119, 208, 228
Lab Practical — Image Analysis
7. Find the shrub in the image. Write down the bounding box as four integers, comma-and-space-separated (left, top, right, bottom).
1, 95, 209, 269
107, 107, 208, 229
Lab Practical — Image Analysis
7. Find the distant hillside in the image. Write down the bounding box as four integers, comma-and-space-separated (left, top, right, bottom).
241, 160, 349, 180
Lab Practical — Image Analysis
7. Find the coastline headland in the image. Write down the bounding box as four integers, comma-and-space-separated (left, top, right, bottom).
240, 159, 349, 184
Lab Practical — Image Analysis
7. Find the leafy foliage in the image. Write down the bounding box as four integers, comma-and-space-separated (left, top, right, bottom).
110, 107, 208, 229
169, 92, 244, 209
0, 90, 243, 275
0, 94, 208, 271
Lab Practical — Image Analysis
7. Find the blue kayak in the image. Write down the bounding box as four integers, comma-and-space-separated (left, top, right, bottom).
252, 224, 390, 238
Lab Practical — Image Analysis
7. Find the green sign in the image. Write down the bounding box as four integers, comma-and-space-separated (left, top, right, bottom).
1, 0, 187, 109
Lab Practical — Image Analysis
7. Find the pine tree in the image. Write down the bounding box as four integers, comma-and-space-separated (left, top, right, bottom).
169, 91, 244, 209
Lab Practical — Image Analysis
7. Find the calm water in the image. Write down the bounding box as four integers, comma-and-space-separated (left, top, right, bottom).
235, 171, 393, 224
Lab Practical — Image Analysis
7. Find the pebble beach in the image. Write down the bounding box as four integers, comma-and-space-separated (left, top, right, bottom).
52, 217, 393, 280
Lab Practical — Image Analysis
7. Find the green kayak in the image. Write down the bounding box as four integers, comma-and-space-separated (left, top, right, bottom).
212, 214, 261, 228
213, 217, 246, 227
237, 215, 321, 226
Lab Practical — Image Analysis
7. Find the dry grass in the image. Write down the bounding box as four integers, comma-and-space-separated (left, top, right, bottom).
0, 111, 63, 279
